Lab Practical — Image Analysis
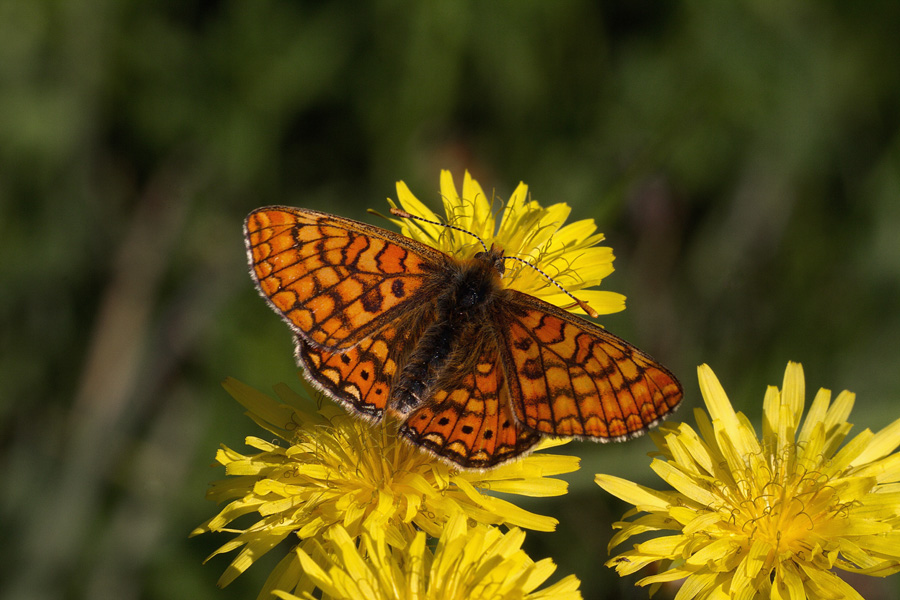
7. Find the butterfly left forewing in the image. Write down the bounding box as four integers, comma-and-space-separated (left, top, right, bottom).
244, 206, 450, 350
495, 291, 683, 440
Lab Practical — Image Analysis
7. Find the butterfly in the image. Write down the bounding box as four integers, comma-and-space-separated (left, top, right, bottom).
244, 205, 683, 469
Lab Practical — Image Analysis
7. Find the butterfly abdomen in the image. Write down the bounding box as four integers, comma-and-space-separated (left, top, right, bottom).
390, 256, 502, 415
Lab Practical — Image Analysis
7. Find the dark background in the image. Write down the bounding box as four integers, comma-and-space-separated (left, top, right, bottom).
2, 1, 899, 599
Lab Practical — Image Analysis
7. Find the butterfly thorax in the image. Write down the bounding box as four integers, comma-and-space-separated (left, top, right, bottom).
390, 245, 507, 415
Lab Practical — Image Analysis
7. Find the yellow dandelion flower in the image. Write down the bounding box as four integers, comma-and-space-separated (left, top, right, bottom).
387, 169, 625, 316
272, 513, 583, 600
596, 361, 900, 599
193, 377, 579, 591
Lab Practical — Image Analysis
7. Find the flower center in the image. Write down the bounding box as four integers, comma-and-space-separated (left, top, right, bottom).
732, 459, 845, 562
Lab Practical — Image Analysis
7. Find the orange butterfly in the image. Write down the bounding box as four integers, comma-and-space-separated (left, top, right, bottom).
244, 206, 682, 469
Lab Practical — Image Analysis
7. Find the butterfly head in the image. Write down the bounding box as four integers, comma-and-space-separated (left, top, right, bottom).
474, 243, 507, 276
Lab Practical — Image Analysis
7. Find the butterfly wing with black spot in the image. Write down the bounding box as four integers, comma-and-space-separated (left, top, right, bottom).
294, 303, 435, 419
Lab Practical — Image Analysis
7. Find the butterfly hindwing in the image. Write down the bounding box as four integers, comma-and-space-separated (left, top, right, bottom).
399, 332, 541, 469
295, 332, 397, 419
295, 303, 437, 419
244, 206, 449, 350
495, 290, 683, 440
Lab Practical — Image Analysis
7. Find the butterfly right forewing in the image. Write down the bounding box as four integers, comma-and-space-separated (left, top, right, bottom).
494, 290, 683, 440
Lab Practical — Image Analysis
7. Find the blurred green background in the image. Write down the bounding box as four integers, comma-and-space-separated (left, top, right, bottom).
2, 1, 899, 598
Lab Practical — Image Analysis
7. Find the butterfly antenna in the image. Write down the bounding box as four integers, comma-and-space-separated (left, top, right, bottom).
390, 208, 488, 253
503, 255, 600, 318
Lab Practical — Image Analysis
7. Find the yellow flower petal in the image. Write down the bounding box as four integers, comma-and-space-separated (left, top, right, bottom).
594, 474, 672, 511
852, 416, 900, 466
